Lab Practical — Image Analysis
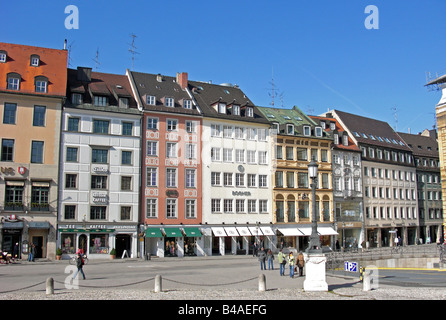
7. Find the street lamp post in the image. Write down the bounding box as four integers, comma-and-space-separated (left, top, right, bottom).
303, 159, 328, 292
307, 160, 322, 254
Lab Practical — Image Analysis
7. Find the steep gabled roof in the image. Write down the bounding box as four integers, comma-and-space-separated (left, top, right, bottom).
397, 131, 439, 158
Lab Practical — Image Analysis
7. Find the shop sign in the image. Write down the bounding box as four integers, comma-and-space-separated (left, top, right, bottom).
92, 166, 109, 174
232, 191, 251, 196
166, 190, 179, 198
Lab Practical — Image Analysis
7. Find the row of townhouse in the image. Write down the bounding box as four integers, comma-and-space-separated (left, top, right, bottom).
0, 42, 443, 261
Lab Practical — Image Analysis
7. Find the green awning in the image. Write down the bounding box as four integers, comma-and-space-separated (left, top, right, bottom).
145, 227, 163, 238
183, 227, 202, 237
163, 228, 183, 238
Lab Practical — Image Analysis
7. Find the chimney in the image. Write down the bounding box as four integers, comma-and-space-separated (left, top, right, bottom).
176, 72, 188, 90
77, 66, 92, 82
64, 39, 67, 50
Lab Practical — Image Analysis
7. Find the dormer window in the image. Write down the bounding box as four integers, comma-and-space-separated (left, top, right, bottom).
0, 51, 6, 63
184, 99, 192, 109
165, 97, 174, 107
35, 76, 48, 93
315, 127, 323, 137
333, 133, 339, 144
119, 97, 129, 108
303, 126, 311, 136
342, 134, 349, 146
7, 73, 20, 90
330, 122, 336, 130
30, 55, 40, 67
272, 122, 279, 134
146, 95, 156, 105
233, 105, 240, 116
286, 124, 294, 135
72, 93, 82, 104
94, 96, 108, 106
246, 107, 254, 117
218, 103, 226, 114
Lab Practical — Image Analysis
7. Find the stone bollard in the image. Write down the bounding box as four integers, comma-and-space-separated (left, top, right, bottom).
46, 277, 54, 295
363, 271, 371, 291
258, 274, 266, 292
154, 274, 162, 293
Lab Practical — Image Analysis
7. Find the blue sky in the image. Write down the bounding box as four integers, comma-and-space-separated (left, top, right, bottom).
3, 0, 446, 134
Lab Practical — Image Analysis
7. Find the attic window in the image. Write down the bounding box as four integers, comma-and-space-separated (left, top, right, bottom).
232, 105, 240, 115
30, 55, 40, 67
353, 131, 360, 137
165, 97, 174, 107
119, 98, 129, 108
266, 114, 275, 118
35, 76, 48, 93
286, 124, 294, 135
7, 73, 20, 90
283, 116, 291, 120
295, 116, 303, 121
218, 103, 226, 114
246, 107, 254, 117
315, 127, 323, 137
0, 51, 6, 63
272, 123, 279, 134
303, 126, 311, 136
329, 122, 335, 130
146, 95, 156, 105
184, 99, 192, 109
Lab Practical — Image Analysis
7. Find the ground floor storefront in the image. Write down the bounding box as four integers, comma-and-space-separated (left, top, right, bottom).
365, 224, 422, 248
57, 223, 138, 259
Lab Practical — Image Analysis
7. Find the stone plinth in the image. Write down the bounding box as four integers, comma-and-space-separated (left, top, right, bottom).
303, 254, 328, 292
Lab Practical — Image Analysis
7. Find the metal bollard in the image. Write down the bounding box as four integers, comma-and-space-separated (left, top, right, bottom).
46, 277, 54, 295
154, 274, 162, 293
258, 274, 266, 292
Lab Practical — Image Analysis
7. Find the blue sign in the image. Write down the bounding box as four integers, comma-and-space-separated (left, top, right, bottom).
344, 261, 358, 272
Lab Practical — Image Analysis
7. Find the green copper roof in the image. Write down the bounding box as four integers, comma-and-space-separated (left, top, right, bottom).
256, 106, 316, 126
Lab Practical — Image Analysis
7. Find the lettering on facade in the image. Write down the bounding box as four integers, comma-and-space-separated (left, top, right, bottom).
92, 192, 109, 204
92, 166, 109, 174
232, 191, 251, 196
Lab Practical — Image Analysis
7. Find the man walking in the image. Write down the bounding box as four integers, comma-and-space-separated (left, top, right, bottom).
278, 249, 286, 276
258, 247, 266, 270
72, 253, 86, 280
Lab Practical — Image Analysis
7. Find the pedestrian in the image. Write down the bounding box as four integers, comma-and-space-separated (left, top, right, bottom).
72, 253, 86, 280
297, 251, 305, 277
258, 247, 266, 270
278, 249, 286, 276
267, 249, 274, 270
252, 242, 258, 257
28, 244, 36, 262
288, 252, 295, 278
361, 240, 366, 253
13, 242, 19, 261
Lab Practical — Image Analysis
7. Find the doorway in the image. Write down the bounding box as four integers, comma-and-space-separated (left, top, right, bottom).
32, 236, 43, 259
78, 234, 87, 254
116, 234, 131, 258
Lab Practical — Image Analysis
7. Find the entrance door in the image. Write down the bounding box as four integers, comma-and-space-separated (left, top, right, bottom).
78, 234, 87, 254
32, 236, 43, 259
116, 234, 131, 258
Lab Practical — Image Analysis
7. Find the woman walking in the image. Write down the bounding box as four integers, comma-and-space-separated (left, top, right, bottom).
267, 249, 274, 270
288, 252, 295, 278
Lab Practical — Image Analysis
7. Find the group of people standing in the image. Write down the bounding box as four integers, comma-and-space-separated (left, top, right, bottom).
257, 247, 305, 278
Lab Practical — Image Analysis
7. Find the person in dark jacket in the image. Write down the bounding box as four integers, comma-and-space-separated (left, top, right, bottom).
258, 247, 267, 270
72, 253, 86, 280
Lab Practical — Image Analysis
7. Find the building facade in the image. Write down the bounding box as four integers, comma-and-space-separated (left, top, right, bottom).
311, 114, 364, 250
189, 81, 274, 255
331, 110, 418, 247
0, 42, 67, 260
129, 71, 203, 258
57, 67, 141, 259
257, 106, 336, 252
398, 130, 443, 244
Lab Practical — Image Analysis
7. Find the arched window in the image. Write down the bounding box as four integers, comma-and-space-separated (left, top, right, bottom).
7, 72, 21, 90
35, 76, 48, 93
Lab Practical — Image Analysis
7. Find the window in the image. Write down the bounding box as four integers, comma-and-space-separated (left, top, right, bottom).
259, 151, 267, 164
185, 199, 196, 218
93, 119, 110, 134
0, 51, 6, 62
146, 199, 157, 218
31, 186, 49, 211
35, 77, 48, 93
223, 126, 233, 138
90, 206, 107, 220
165, 97, 174, 107
235, 149, 245, 163
258, 128, 267, 141
246, 107, 254, 117
315, 127, 323, 137
94, 96, 108, 106
185, 169, 196, 188
146, 95, 156, 105
286, 147, 294, 160
146, 168, 157, 186
321, 150, 328, 162
224, 173, 233, 186
233, 105, 240, 116
218, 103, 226, 114
31, 141, 44, 163
298, 172, 308, 188
236, 173, 245, 187
71, 93, 82, 104
166, 143, 177, 158
297, 148, 307, 161
119, 98, 129, 108
247, 150, 256, 163
66, 147, 78, 162
65, 174, 77, 189
121, 150, 132, 165
276, 146, 283, 159
286, 124, 294, 135
211, 172, 221, 186
30, 55, 40, 66
7, 73, 20, 90
67, 117, 79, 132
247, 128, 257, 140
286, 172, 294, 188
248, 174, 256, 187
1, 139, 14, 161
120, 176, 132, 191
147, 117, 158, 130
211, 124, 221, 137
5, 184, 24, 210
166, 199, 177, 218
303, 126, 311, 136
166, 168, 177, 187
186, 144, 196, 159
167, 119, 178, 131
211, 199, 221, 213
223, 148, 233, 162
91, 175, 107, 189
121, 206, 131, 220
259, 200, 268, 213
147, 141, 157, 156
234, 127, 244, 139
3, 103, 17, 124
224, 199, 233, 213
248, 200, 256, 213
211, 148, 221, 161
92, 149, 108, 163
122, 122, 133, 136
64, 205, 76, 220
32, 106, 46, 126
236, 199, 245, 213
186, 121, 197, 133
275, 171, 283, 187
259, 175, 268, 187
184, 100, 192, 109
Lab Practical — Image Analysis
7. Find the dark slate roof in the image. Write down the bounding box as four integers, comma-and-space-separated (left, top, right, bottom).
130, 71, 201, 116
66, 68, 139, 114
333, 110, 411, 152
187, 80, 270, 124
397, 131, 439, 158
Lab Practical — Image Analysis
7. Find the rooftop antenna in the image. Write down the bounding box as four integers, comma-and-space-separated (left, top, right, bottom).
92, 48, 100, 71
391, 106, 398, 131
306, 105, 314, 115
268, 67, 281, 107
128, 33, 139, 71
67, 40, 75, 68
